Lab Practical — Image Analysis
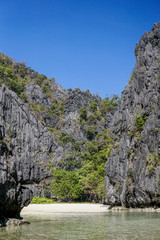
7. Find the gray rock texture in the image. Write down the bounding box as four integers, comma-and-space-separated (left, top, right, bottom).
64, 89, 99, 115
62, 89, 104, 142
0, 85, 57, 218
26, 83, 51, 107
51, 81, 67, 100
1, 22, 159, 214
105, 22, 160, 207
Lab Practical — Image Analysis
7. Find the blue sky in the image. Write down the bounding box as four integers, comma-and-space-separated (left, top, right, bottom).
0, 0, 160, 98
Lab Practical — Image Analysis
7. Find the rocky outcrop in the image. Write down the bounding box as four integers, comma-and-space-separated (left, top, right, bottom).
51, 81, 67, 100
26, 83, 51, 107
0, 85, 57, 219
2, 22, 160, 212
105, 22, 160, 207
64, 88, 99, 115
60, 89, 102, 141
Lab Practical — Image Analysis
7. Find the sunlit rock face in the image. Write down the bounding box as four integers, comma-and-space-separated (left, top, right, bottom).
0, 85, 56, 218
105, 22, 160, 207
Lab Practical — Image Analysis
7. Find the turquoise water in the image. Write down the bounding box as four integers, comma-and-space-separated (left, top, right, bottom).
0, 212, 160, 240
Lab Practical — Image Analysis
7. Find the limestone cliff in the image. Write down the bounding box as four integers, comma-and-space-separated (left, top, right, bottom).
0, 51, 117, 209
105, 22, 160, 207
1, 22, 160, 213
0, 85, 57, 219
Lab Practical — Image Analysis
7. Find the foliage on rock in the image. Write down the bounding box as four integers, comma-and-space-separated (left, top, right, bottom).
50, 130, 113, 202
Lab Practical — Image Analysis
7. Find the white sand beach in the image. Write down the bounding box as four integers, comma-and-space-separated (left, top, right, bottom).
21, 203, 109, 215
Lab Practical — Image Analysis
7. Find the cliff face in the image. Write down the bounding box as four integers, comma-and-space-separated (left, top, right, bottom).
105, 23, 160, 207
0, 85, 56, 218
0, 51, 117, 210
1, 22, 160, 213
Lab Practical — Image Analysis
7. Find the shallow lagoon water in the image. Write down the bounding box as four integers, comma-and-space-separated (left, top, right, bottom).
0, 212, 160, 240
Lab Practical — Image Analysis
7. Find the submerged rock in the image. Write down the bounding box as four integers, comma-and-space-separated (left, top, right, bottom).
6, 218, 30, 227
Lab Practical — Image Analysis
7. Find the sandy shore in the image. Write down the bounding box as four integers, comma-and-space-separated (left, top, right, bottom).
21, 203, 109, 215
21, 204, 160, 215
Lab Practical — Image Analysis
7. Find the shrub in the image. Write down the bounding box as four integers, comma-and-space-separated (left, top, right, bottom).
100, 95, 120, 116
50, 170, 82, 201
79, 108, 87, 121
48, 129, 114, 203
89, 100, 97, 112
38, 74, 47, 80
129, 114, 148, 138
135, 114, 148, 131
86, 126, 97, 139
146, 153, 160, 172
35, 77, 43, 86
31, 197, 55, 204
87, 114, 97, 124
48, 100, 64, 117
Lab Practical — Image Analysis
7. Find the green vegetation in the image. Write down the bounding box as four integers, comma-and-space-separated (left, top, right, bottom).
0, 52, 118, 203
79, 95, 119, 129
130, 152, 134, 160
29, 103, 47, 113
128, 68, 135, 85
50, 170, 82, 201
135, 114, 148, 131
89, 100, 97, 112
78, 95, 119, 141
100, 95, 120, 116
49, 99, 64, 117
79, 107, 88, 121
31, 196, 55, 204
50, 130, 113, 202
58, 133, 75, 145
29, 96, 64, 120
57, 151, 82, 170
146, 153, 160, 172
128, 75, 134, 85
46, 128, 81, 151
0, 65, 25, 97
129, 113, 148, 138
86, 125, 97, 139
0, 53, 65, 119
